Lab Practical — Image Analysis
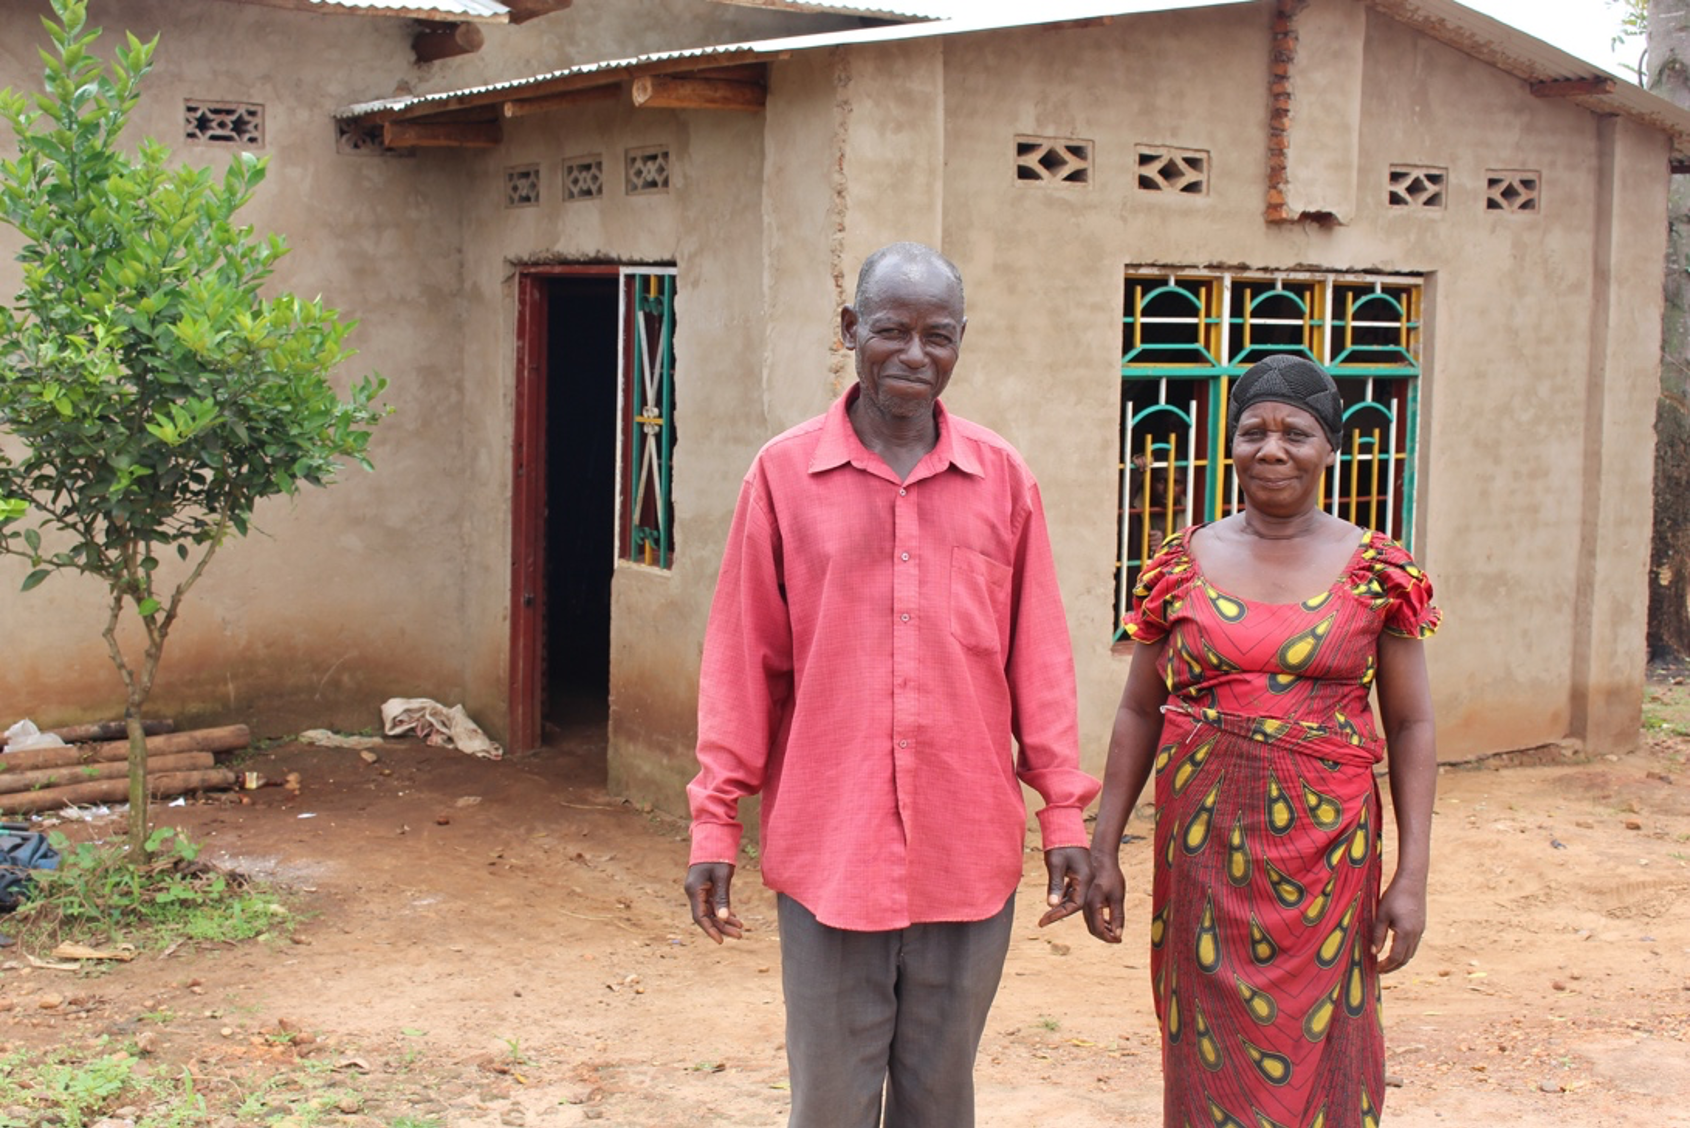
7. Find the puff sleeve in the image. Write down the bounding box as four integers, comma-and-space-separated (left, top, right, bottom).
1367, 533, 1441, 639
1121, 531, 1197, 644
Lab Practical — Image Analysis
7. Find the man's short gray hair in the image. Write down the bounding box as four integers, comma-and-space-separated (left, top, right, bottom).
853, 242, 965, 319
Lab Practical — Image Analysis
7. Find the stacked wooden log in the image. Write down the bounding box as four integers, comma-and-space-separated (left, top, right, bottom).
0, 723, 246, 815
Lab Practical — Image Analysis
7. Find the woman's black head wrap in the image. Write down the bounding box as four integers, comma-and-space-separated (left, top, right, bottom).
1226, 354, 1343, 449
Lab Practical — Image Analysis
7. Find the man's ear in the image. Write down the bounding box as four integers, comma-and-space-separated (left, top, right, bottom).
840, 305, 859, 351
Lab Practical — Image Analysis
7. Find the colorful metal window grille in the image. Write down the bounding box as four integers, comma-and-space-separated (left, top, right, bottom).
1116, 270, 1424, 641
621, 270, 677, 569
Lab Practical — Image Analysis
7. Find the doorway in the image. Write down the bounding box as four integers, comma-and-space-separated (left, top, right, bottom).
511, 267, 621, 753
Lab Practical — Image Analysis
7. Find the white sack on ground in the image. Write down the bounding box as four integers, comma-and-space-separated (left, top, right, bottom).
379, 698, 503, 761
3, 719, 68, 752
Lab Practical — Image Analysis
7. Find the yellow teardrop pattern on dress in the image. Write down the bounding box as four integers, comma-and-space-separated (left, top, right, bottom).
1226, 813, 1252, 887
1275, 611, 1337, 672
1248, 913, 1278, 966
1361, 1086, 1381, 1128
1194, 1000, 1226, 1072
1266, 672, 1300, 696
1333, 707, 1365, 746
1252, 1113, 1291, 1128
1316, 895, 1359, 969
1154, 740, 1177, 777
1195, 894, 1222, 973
1263, 857, 1306, 910
1344, 932, 1368, 1017
1265, 771, 1296, 837
1166, 967, 1184, 1043
1150, 903, 1168, 949
1301, 870, 1338, 927
1241, 1039, 1293, 1087
1173, 633, 1206, 684
1201, 637, 1241, 673
1165, 818, 1179, 869
1302, 982, 1340, 1042
1350, 573, 1388, 611
1346, 805, 1372, 867
1206, 1098, 1250, 1128
1359, 654, 1376, 688
1307, 1105, 1328, 1128
1249, 716, 1294, 743
1301, 590, 1332, 613
1233, 973, 1278, 1025
1182, 775, 1224, 856
1172, 735, 1219, 796
1204, 582, 1248, 623
1300, 777, 1343, 831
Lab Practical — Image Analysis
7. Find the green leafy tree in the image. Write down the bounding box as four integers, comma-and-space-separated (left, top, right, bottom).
0, 0, 387, 852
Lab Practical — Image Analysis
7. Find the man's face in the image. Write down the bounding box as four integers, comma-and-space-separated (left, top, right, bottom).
841, 262, 966, 421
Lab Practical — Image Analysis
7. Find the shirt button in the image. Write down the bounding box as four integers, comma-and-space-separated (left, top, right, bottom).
900, 552, 910, 561
898, 488, 907, 496
900, 613, 910, 622
898, 739, 908, 748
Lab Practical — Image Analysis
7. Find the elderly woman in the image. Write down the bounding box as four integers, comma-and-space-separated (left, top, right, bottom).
1085, 354, 1439, 1128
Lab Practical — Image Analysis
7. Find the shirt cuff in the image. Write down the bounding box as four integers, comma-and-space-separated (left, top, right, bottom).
1035, 804, 1089, 852
689, 820, 744, 867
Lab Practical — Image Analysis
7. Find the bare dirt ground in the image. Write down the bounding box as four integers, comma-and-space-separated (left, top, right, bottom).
3, 684, 1688, 1128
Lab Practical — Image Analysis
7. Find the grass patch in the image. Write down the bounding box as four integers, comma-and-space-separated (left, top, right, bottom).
6, 827, 285, 951
0, 1043, 208, 1128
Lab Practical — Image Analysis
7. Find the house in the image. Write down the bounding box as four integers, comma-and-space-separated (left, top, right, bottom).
2, 0, 1680, 818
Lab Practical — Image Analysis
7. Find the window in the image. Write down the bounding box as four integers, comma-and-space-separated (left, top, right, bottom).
184, 100, 263, 146
1116, 269, 1424, 641
1015, 136, 1092, 186
620, 270, 677, 568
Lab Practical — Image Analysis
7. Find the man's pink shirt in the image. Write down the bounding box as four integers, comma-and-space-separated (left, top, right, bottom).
688, 391, 1100, 931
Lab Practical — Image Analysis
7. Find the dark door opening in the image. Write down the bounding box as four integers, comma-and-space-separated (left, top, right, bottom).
542, 275, 620, 732
511, 267, 621, 752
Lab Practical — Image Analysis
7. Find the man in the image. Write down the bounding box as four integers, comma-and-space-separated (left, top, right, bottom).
684, 242, 1099, 1128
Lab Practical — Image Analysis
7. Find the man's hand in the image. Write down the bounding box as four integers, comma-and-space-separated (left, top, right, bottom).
684, 862, 744, 944
1037, 846, 1093, 927
1082, 850, 1125, 944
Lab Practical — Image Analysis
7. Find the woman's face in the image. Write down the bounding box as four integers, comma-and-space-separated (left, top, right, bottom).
1231, 401, 1336, 516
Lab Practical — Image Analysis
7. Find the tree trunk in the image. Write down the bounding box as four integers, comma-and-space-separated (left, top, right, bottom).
1650, 0, 1690, 662
126, 704, 149, 854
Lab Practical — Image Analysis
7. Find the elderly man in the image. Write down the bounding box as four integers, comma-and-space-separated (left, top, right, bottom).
684, 242, 1098, 1128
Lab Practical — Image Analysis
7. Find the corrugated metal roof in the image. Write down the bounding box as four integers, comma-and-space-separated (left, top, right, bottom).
706, 0, 948, 19
231, 0, 513, 19
333, 0, 1690, 163
1368, 0, 1690, 163
336, 0, 1244, 117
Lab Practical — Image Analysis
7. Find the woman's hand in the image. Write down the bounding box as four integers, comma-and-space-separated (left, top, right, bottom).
1372, 872, 1427, 972
1083, 849, 1127, 943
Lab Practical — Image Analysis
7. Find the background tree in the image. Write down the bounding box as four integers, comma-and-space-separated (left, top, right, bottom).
1647, 0, 1690, 662
0, 0, 387, 852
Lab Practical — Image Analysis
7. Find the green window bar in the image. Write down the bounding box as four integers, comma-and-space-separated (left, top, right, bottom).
1115, 271, 1423, 642
623, 269, 676, 569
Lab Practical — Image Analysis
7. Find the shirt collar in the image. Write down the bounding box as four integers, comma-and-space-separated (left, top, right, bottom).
810, 386, 984, 479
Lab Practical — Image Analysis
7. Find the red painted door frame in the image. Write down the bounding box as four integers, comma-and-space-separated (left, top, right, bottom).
508, 264, 622, 754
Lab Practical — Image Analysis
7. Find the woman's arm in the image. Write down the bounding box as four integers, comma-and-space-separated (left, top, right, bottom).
1083, 639, 1168, 944
1373, 632, 1437, 972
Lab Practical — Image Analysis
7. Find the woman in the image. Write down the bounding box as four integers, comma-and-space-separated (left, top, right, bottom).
1085, 354, 1438, 1128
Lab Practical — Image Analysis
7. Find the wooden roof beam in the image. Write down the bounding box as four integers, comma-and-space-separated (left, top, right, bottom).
384, 119, 503, 147
1531, 77, 1617, 98
413, 21, 485, 63
632, 74, 766, 111
507, 0, 573, 23
385, 51, 770, 121
503, 84, 619, 119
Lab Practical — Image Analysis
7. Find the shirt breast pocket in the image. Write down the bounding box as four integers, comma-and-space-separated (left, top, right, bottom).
949, 546, 1012, 658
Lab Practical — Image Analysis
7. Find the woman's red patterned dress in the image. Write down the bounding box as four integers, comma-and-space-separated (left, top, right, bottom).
1123, 526, 1439, 1128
